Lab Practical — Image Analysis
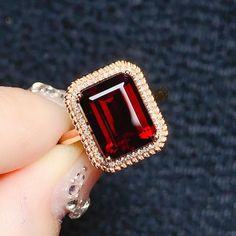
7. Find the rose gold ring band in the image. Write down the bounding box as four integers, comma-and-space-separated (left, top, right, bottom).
59, 129, 81, 145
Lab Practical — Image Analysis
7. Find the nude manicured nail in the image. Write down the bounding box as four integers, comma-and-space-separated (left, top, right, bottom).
51, 152, 102, 220
29, 84, 102, 219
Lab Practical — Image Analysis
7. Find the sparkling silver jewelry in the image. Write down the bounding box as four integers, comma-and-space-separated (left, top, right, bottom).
29, 82, 65, 106
65, 166, 90, 219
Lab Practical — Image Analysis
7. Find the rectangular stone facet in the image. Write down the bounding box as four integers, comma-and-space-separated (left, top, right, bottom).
80, 73, 156, 159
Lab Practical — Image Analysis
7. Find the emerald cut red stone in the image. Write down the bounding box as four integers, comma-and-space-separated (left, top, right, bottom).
80, 73, 156, 159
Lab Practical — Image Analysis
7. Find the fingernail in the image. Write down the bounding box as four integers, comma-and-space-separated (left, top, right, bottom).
51, 152, 101, 220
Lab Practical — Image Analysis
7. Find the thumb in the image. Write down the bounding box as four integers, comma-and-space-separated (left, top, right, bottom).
0, 144, 101, 236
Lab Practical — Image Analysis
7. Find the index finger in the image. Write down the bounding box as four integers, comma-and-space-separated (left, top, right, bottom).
0, 86, 71, 174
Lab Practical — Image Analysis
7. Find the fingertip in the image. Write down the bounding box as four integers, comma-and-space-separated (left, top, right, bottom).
0, 86, 71, 173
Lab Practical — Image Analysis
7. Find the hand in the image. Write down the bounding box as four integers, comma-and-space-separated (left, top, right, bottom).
0, 86, 101, 236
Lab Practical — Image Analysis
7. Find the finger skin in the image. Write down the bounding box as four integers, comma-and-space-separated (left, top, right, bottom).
0, 144, 101, 236
0, 87, 72, 174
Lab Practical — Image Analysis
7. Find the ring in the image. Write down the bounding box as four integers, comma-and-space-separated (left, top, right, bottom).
30, 60, 168, 173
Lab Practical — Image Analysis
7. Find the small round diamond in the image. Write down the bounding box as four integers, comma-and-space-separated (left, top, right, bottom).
66, 199, 78, 211
68, 185, 80, 196
68, 199, 90, 219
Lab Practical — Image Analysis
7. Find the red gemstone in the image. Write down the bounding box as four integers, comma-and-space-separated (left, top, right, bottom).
80, 73, 156, 159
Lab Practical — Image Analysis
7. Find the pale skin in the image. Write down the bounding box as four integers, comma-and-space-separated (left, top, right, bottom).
0, 87, 101, 236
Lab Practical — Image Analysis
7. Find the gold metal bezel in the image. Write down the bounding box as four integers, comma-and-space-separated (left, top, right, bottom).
65, 60, 168, 173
